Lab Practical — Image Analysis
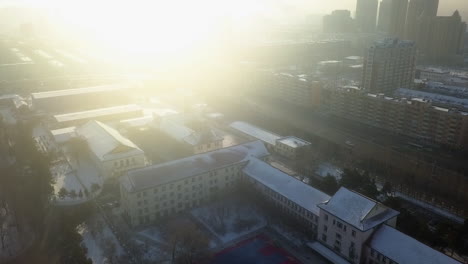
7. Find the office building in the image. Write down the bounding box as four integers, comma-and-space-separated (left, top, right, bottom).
355, 0, 379, 32
404, 0, 439, 52
362, 39, 416, 94
323, 10, 355, 33
426, 11, 467, 65
377, 0, 408, 38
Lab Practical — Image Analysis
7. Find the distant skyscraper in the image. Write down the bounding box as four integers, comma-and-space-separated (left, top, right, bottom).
377, 0, 408, 38
355, 0, 379, 32
404, 0, 439, 52
362, 39, 416, 94
323, 10, 355, 33
426, 11, 467, 65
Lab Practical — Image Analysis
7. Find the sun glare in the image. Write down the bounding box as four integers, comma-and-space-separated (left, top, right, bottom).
49, 0, 259, 60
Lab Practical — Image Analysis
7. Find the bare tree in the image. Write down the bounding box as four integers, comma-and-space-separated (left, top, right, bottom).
163, 219, 211, 264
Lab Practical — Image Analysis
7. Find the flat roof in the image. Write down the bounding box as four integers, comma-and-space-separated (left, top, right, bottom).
230, 121, 282, 146
244, 158, 330, 215
31, 84, 129, 100
277, 136, 311, 148
121, 141, 269, 192
54, 104, 141, 123
370, 225, 461, 264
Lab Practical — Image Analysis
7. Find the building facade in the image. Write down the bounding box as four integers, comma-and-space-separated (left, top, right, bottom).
76, 120, 147, 179
323, 10, 355, 33
377, 0, 408, 38
355, 0, 378, 32
362, 39, 416, 94
119, 141, 269, 227
404, 0, 439, 53
321, 87, 468, 149
426, 11, 467, 65
275, 136, 312, 160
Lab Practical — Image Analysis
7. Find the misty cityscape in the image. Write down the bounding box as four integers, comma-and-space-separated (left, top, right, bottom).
0, 0, 468, 264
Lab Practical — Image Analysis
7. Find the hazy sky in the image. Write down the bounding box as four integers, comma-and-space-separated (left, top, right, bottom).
0, 0, 467, 21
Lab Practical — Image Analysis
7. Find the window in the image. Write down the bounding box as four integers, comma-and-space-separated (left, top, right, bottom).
321, 234, 327, 242
325, 214, 328, 221
352, 230, 356, 237
323, 225, 328, 232
336, 233, 341, 240
333, 219, 336, 225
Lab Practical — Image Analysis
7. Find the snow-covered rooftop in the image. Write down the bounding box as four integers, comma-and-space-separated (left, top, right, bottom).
77, 120, 143, 162
370, 225, 461, 264
120, 116, 154, 127
31, 84, 128, 99
243, 158, 330, 215
121, 141, 269, 192
54, 104, 141, 123
277, 136, 311, 148
318, 187, 399, 231
396, 88, 468, 109
50, 126, 76, 144
230, 121, 282, 146
159, 119, 222, 146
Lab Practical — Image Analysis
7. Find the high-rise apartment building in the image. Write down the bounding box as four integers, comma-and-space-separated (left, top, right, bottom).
426, 11, 467, 65
377, 0, 408, 38
355, 0, 379, 32
362, 38, 416, 94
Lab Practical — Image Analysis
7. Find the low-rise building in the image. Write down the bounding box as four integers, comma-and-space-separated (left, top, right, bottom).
159, 119, 223, 154
229, 121, 281, 151
119, 141, 269, 227
76, 120, 147, 179
243, 158, 330, 235
315, 187, 399, 263
275, 136, 312, 159
31, 84, 132, 113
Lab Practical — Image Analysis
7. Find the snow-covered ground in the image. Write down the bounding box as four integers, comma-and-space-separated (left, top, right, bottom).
78, 214, 125, 264
51, 149, 102, 206
191, 199, 267, 244
315, 162, 343, 180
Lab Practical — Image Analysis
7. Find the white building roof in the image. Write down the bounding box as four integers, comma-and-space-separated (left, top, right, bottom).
31, 84, 128, 100
277, 136, 311, 148
76, 120, 143, 162
120, 116, 154, 127
54, 104, 141, 123
318, 187, 399, 231
121, 141, 269, 192
370, 225, 461, 264
50, 126, 77, 144
396, 88, 468, 108
243, 158, 330, 215
159, 119, 222, 146
230, 121, 282, 146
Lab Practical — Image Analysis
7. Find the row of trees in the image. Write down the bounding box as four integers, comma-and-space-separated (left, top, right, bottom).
0, 120, 93, 263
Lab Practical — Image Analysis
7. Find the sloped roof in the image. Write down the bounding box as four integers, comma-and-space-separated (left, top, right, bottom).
121, 141, 269, 192
277, 136, 311, 148
243, 158, 330, 215
160, 119, 222, 146
318, 187, 398, 231
230, 121, 282, 146
76, 120, 143, 162
370, 225, 461, 264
